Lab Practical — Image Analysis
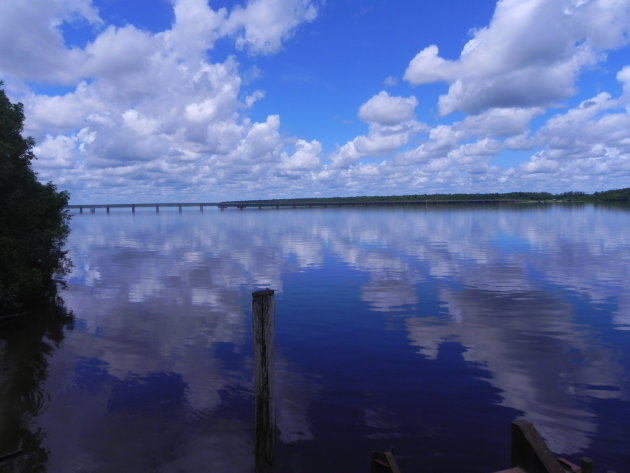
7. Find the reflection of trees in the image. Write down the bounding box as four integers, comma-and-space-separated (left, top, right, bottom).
0, 296, 73, 473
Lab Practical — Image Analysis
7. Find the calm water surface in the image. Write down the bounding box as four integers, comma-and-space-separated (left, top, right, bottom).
4, 204, 630, 472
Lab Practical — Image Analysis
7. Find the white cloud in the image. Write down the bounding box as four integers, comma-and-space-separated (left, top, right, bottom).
464, 107, 544, 137
2, 0, 630, 201
383, 76, 398, 87
358, 91, 418, 126
404, 0, 630, 115
0, 0, 99, 83
330, 120, 427, 169
225, 0, 319, 54
279, 139, 322, 171
328, 92, 426, 169
618, 66, 630, 109
24, 82, 103, 137
165, 0, 227, 59
403, 45, 459, 85
245, 90, 265, 108
83, 25, 156, 78
33, 134, 79, 168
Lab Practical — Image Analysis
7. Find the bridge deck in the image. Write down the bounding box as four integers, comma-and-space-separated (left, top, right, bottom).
67, 199, 526, 212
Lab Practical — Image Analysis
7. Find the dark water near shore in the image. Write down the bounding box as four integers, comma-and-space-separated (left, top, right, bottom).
2, 204, 629, 472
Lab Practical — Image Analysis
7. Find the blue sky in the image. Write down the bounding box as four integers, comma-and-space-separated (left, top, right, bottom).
1, 0, 630, 203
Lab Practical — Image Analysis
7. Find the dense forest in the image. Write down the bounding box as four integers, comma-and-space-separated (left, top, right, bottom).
223, 188, 630, 206
0, 83, 70, 315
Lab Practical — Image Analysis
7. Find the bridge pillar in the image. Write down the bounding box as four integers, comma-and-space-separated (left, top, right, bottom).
90, 207, 95, 213
79, 207, 83, 214
106, 206, 110, 213
155, 205, 159, 213
132, 205, 135, 213
178, 205, 182, 212
200, 205, 204, 212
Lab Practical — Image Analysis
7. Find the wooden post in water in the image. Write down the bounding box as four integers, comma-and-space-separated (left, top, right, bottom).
252, 289, 275, 473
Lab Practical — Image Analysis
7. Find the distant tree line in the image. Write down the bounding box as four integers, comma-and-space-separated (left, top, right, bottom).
223, 188, 630, 205
0, 83, 70, 315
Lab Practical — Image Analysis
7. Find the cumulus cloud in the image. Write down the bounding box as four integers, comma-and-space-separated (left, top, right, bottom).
358, 91, 418, 125
404, 0, 630, 115
330, 121, 427, 169
165, 0, 228, 59
0, 0, 100, 83
33, 134, 79, 168
2, 0, 630, 200
0, 0, 331, 202
225, 0, 319, 54
511, 85, 630, 182
618, 66, 630, 108
328, 92, 425, 169
279, 139, 322, 171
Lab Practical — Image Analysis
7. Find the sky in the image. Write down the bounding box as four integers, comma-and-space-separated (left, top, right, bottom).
1, 0, 630, 204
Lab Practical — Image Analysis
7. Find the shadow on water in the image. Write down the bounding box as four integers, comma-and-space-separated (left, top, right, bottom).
0, 295, 73, 473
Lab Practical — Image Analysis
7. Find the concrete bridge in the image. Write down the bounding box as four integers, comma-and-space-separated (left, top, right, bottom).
67, 202, 219, 213
66, 199, 525, 213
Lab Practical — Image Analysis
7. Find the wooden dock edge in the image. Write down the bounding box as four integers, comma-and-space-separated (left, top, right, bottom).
370, 420, 618, 473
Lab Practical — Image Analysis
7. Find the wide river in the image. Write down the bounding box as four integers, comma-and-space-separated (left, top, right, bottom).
7, 204, 630, 472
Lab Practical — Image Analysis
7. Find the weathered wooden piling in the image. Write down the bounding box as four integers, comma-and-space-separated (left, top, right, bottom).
252, 289, 275, 473
371, 450, 401, 473
509, 420, 564, 473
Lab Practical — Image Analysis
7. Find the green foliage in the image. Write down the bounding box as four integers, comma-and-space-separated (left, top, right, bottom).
0, 83, 70, 313
223, 189, 630, 206
591, 188, 630, 202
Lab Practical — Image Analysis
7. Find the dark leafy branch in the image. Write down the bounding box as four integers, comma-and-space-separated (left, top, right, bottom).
0, 83, 71, 314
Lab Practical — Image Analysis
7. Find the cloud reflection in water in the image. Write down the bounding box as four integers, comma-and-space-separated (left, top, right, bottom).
35, 205, 630, 472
